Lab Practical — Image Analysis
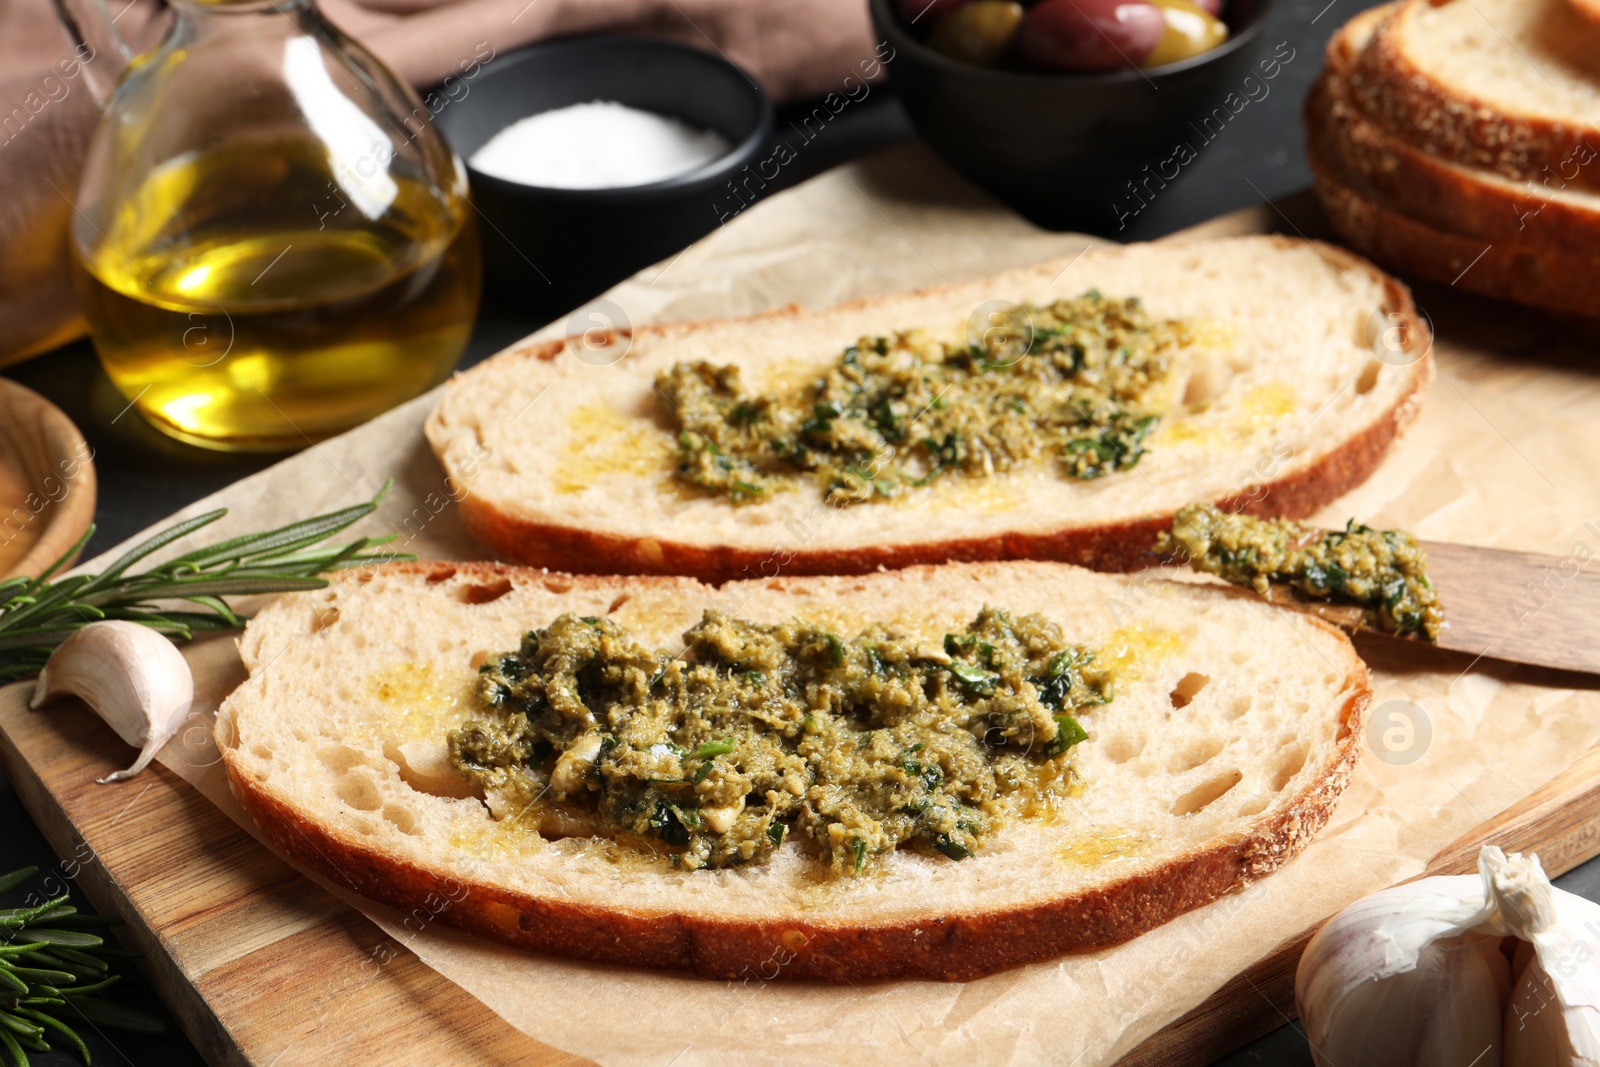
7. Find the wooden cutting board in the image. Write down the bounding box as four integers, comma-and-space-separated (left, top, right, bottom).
4, 159, 1600, 1067
0, 692, 580, 1067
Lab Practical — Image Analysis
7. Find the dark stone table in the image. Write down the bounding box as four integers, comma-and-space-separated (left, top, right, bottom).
9, 2, 1596, 1063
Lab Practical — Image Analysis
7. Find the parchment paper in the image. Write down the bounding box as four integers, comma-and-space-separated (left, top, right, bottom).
93, 143, 1600, 1066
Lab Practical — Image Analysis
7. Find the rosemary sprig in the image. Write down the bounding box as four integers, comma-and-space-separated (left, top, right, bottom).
0, 484, 413, 683
0, 865, 164, 1066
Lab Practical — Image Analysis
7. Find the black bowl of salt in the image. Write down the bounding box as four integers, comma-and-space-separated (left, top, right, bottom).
436, 36, 774, 314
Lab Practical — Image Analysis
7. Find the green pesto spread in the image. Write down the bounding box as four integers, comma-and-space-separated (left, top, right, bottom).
1158, 503, 1443, 640
448, 609, 1111, 875
655, 292, 1192, 505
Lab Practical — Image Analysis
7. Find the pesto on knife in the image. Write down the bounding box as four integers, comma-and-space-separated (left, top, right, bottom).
448, 609, 1111, 875
1159, 503, 1443, 640
655, 292, 1192, 505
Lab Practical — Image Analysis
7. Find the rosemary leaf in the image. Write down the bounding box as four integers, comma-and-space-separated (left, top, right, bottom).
4, 970, 74, 988
85, 509, 229, 585
0, 897, 71, 929
65, 998, 163, 1034
0, 865, 165, 1062
0, 482, 412, 681
0, 873, 33, 898
54, 975, 118, 997
12, 1009, 87, 1062
0, 1025, 27, 1067
19, 933, 101, 950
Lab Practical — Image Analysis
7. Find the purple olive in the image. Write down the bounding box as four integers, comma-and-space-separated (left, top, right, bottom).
898, 0, 968, 25
1016, 0, 1166, 71
1193, 0, 1222, 13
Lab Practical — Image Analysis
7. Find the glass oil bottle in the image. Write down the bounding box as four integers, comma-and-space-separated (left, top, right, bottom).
62, 0, 481, 450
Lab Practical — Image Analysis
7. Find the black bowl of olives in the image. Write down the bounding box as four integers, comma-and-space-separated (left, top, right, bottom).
870, 0, 1277, 232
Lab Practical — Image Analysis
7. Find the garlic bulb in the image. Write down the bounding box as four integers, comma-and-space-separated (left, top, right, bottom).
1298, 846, 1600, 1067
30, 621, 195, 784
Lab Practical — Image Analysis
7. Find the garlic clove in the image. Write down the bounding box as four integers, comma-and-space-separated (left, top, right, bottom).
1409, 933, 1511, 1066
1297, 875, 1495, 995
548, 730, 603, 797
1507, 956, 1584, 1066
1297, 876, 1507, 1067
1488, 848, 1600, 1067
1304, 930, 1508, 1067
30, 621, 195, 784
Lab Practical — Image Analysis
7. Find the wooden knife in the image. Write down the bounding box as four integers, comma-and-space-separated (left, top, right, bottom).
1252, 541, 1600, 675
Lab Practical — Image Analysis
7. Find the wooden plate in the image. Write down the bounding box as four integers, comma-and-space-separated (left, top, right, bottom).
0, 378, 96, 581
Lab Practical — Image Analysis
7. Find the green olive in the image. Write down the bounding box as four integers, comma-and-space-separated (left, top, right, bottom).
930, 1, 1026, 67
1141, 0, 1229, 68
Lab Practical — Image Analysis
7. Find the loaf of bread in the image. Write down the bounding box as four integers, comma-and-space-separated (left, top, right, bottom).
425, 236, 1430, 583
1310, 5, 1600, 258
217, 560, 1371, 981
1346, 0, 1600, 186
1310, 1, 1600, 317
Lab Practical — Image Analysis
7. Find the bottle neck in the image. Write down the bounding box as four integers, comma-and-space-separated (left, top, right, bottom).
168, 0, 314, 19
158, 0, 323, 64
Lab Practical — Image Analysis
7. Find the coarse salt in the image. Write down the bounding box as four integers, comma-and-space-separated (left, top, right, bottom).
469, 100, 732, 189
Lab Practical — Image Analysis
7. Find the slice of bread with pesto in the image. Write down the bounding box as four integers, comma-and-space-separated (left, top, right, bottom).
216, 559, 1370, 981
425, 236, 1430, 584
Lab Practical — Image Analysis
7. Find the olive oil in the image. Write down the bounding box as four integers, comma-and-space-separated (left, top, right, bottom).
554, 402, 675, 494
72, 139, 480, 450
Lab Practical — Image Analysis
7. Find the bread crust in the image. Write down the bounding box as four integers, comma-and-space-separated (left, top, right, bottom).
1311, 1, 1600, 320
1310, 148, 1600, 319
1346, 0, 1600, 191
436, 238, 1431, 585
222, 561, 1372, 982
1308, 67, 1600, 258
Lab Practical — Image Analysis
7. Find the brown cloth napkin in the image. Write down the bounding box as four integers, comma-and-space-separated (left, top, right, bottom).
0, 0, 877, 366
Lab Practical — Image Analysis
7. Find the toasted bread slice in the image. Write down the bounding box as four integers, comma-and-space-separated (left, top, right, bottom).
1348, 0, 1600, 188
425, 237, 1431, 584
1310, 147, 1600, 318
1309, 7, 1600, 258
216, 560, 1370, 981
